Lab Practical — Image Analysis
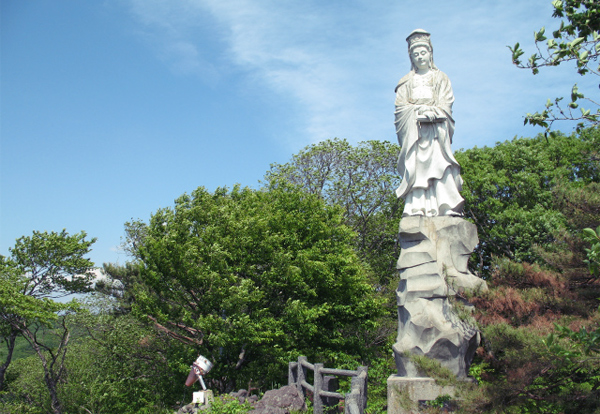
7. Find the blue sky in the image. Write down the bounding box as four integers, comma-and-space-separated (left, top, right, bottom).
1, 0, 594, 267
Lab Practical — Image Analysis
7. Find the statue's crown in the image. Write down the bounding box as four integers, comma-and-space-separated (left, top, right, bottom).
406, 29, 431, 50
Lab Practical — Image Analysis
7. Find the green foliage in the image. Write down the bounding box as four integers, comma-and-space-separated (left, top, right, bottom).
95, 262, 142, 314
265, 138, 402, 289
522, 320, 600, 413
0, 334, 36, 362
264, 139, 402, 357
364, 349, 395, 414
582, 225, 600, 276
468, 361, 492, 385
205, 396, 252, 414
59, 307, 180, 414
125, 184, 384, 391
458, 323, 550, 412
0, 230, 96, 413
1, 356, 48, 414
464, 170, 600, 413
408, 355, 457, 388
2, 297, 181, 414
508, 0, 600, 131
456, 129, 600, 275
4, 229, 96, 299
425, 394, 452, 409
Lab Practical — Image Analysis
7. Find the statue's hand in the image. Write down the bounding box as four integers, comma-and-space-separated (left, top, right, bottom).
423, 111, 436, 121
416, 111, 436, 122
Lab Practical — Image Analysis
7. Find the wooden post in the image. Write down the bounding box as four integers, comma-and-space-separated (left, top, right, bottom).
313, 363, 324, 414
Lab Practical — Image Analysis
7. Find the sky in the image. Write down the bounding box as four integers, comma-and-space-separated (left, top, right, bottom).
1, 0, 596, 268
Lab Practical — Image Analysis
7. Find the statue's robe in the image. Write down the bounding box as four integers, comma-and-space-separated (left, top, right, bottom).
394, 69, 464, 216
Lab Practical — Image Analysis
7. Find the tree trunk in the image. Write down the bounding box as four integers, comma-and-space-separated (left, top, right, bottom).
21, 323, 70, 414
46, 374, 62, 414
0, 328, 19, 390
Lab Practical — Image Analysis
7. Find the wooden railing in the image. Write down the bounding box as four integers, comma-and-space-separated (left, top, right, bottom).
288, 356, 368, 414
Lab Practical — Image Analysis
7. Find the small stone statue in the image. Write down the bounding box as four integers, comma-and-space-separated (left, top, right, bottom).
394, 29, 464, 217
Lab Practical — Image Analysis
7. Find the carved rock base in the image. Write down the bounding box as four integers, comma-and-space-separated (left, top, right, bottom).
393, 216, 487, 378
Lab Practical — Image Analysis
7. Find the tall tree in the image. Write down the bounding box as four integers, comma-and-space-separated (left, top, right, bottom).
0, 230, 95, 413
95, 262, 142, 315
0, 259, 20, 391
124, 184, 383, 391
265, 138, 402, 290
464, 181, 600, 414
456, 128, 600, 276
509, 0, 600, 131
58, 305, 179, 414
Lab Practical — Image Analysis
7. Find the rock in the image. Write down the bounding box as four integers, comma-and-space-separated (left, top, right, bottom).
176, 403, 202, 414
251, 407, 287, 414
393, 216, 487, 378
179, 385, 305, 414
250, 385, 305, 414
230, 389, 249, 398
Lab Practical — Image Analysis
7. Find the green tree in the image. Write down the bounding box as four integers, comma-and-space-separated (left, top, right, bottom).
124, 184, 383, 391
583, 225, 600, 276
0, 260, 21, 391
461, 132, 600, 412
455, 129, 600, 275
509, 0, 600, 131
0, 230, 96, 414
95, 262, 142, 315
1, 296, 181, 414
265, 138, 402, 290
60, 302, 180, 414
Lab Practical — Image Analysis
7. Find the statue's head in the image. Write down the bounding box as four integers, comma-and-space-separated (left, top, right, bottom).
406, 29, 436, 72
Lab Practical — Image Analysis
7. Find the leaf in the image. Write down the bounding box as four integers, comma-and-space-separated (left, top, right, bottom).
529, 54, 539, 67
545, 333, 555, 347
510, 43, 525, 63
583, 227, 596, 240
570, 37, 585, 48
571, 84, 580, 101
535, 27, 547, 42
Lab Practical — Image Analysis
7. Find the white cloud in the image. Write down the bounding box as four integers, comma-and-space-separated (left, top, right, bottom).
123, 0, 589, 150
124, 0, 400, 146
127, 0, 221, 79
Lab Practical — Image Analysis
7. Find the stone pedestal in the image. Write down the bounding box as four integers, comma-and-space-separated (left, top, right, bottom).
393, 216, 487, 379
387, 375, 455, 414
192, 390, 214, 405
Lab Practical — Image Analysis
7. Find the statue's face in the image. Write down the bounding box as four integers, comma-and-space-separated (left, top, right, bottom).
410, 46, 431, 71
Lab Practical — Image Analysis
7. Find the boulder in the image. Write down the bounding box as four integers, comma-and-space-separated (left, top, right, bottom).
250, 385, 305, 414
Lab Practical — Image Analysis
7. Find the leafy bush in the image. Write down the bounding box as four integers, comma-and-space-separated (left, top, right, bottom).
125, 184, 384, 391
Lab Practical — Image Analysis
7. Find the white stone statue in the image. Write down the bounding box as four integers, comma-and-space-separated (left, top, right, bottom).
395, 29, 464, 217
390, 30, 487, 384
